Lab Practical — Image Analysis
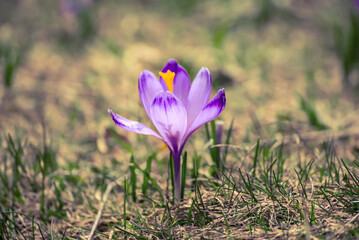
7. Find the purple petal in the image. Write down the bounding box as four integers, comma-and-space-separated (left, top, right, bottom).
160, 59, 191, 106
109, 109, 163, 139
183, 89, 226, 144
186, 68, 212, 127
150, 92, 188, 152
138, 70, 165, 118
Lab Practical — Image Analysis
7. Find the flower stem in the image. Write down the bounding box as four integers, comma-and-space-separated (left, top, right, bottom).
172, 153, 181, 201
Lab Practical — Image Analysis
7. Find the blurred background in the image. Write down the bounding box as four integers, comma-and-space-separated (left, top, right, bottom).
1, 0, 359, 171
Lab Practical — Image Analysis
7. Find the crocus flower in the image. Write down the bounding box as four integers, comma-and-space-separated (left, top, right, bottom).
109, 59, 226, 200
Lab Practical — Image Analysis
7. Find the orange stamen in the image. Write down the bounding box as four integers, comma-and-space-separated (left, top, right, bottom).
159, 70, 175, 92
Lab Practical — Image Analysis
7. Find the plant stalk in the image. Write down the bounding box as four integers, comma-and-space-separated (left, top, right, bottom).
173, 153, 181, 201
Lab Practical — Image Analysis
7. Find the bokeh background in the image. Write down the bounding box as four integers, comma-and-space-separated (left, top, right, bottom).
1, 0, 359, 198
2, 0, 359, 238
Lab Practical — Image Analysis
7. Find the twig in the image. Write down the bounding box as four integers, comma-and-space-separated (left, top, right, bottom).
87, 181, 117, 240
346, 211, 359, 226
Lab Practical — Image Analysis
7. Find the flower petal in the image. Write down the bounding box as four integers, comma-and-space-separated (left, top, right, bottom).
138, 70, 165, 118
186, 67, 212, 127
184, 89, 226, 143
150, 92, 187, 152
109, 109, 163, 139
160, 59, 191, 106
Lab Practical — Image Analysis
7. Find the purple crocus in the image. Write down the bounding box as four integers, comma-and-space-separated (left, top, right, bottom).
109, 59, 226, 200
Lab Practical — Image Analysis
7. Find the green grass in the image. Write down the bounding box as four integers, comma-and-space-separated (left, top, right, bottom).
1, 126, 359, 239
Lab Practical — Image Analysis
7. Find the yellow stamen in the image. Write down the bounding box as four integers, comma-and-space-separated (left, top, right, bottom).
159, 70, 175, 92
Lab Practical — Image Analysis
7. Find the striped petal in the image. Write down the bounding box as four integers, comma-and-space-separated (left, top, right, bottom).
138, 70, 165, 118
183, 89, 226, 146
109, 109, 162, 139
150, 92, 187, 152
186, 67, 212, 127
